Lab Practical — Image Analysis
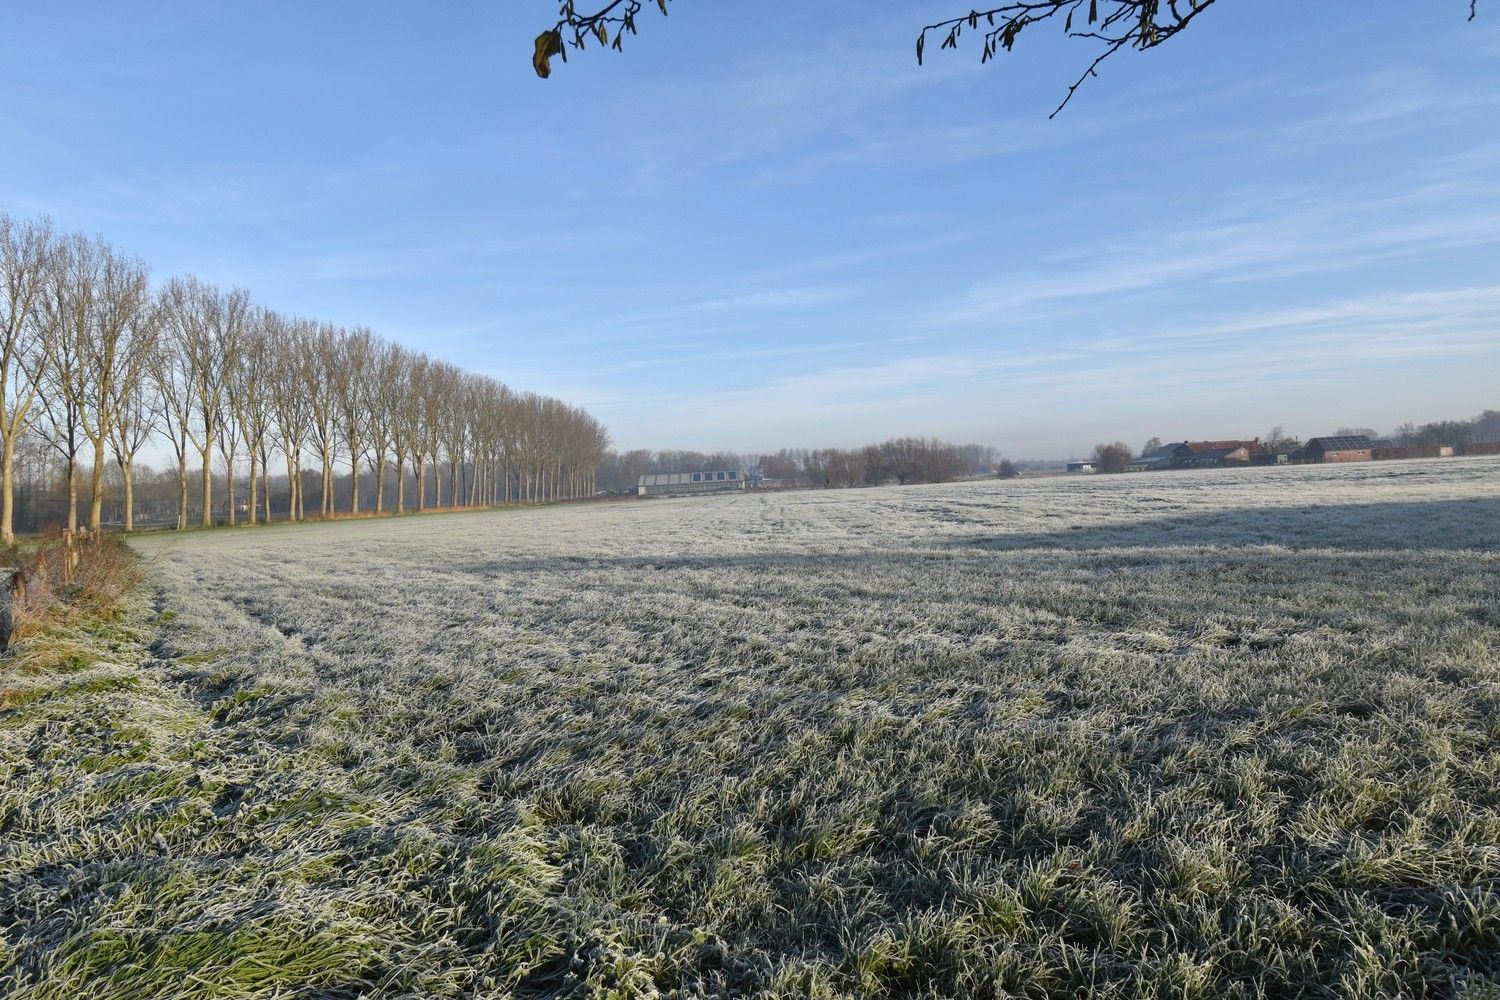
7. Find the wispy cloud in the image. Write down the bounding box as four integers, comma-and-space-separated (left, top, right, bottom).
682, 283, 861, 313
944, 173, 1500, 324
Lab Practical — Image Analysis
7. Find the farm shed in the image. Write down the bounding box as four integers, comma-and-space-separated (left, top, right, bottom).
1066, 461, 1095, 473
1304, 435, 1374, 463
638, 471, 747, 497
1129, 442, 1181, 471
1177, 445, 1251, 468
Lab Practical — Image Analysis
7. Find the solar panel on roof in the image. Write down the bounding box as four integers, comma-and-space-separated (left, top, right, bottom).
1311, 436, 1371, 450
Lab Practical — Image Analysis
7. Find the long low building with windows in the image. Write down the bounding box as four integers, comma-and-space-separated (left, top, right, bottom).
638, 471, 747, 497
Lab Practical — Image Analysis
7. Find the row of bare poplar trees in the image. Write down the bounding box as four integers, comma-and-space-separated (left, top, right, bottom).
0, 212, 609, 544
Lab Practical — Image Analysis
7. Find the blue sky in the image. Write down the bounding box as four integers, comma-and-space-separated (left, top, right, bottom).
4, 2, 1498, 457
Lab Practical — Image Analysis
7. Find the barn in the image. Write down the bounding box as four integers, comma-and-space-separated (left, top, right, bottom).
1169, 440, 1263, 468
638, 471, 747, 497
1304, 435, 1374, 463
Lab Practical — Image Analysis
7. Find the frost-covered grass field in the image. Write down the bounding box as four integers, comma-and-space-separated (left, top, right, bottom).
4, 458, 1500, 999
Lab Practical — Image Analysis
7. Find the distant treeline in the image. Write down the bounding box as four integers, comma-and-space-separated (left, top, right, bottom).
773, 439, 999, 488
1276, 411, 1500, 454
597, 439, 1004, 491
1386, 410, 1500, 448
1, 211, 607, 540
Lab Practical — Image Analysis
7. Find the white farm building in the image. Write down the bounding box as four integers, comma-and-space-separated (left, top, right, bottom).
638, 471, 747, 497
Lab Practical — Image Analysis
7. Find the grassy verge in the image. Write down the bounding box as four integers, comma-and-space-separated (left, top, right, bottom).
0, 612, 393, 998
0, 539, 578, 1000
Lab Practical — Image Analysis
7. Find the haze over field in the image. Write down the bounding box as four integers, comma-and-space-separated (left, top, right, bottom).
4, 2, 1498, 454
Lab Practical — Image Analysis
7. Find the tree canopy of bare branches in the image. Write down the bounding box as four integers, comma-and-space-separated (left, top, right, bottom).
0, 212, 611, 536
1091, 440, 1133, 473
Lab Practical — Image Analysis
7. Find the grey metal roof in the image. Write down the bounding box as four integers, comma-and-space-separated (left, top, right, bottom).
638, 471, 742, 486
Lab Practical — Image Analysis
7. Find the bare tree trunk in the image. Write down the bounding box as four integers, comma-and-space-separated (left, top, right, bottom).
122, 462, 135, 532
176, 456, 188, 530
66, 456, 78, 534
285, 452, 299, 523
88, 437, 106, 532
415, 456, 426, 511
1, 437, 15, 545
321, 452, 332, 516
348, 444, 360, 514
225, 445, 238, 526
247, 447, 258, 525
199, 447, 213, 527
375, 455, 387, 514
395, 457, 406, 513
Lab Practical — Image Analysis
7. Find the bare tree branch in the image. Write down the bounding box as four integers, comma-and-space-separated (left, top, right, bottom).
535, 0, 667, 78
917, 0, 1221, 116
540, 1, 1482, 116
